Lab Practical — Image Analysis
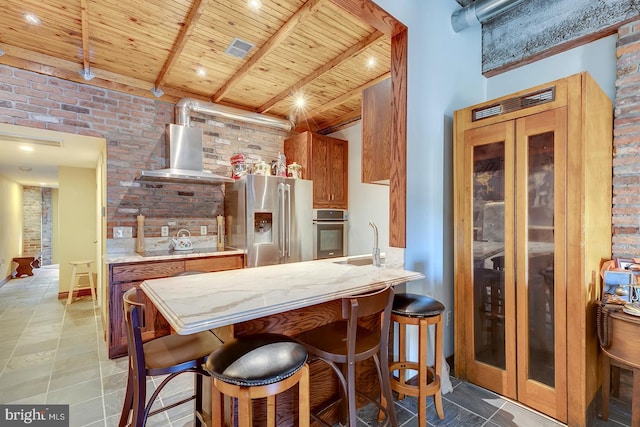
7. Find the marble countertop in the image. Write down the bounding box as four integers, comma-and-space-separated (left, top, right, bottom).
141, 258, 423, 335
105, 247, 244, 264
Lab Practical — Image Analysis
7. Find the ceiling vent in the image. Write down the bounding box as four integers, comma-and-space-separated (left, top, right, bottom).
472, 87, 555, 121
225, 37, 255, 59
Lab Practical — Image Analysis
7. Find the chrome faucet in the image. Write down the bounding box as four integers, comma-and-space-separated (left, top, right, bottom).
369, 221, 381, 267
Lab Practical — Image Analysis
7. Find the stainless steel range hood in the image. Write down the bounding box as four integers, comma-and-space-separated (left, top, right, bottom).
139, 124, 233, 184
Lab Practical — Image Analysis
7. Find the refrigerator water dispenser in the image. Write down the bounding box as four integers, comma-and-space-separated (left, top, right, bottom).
254, 212, 273, 244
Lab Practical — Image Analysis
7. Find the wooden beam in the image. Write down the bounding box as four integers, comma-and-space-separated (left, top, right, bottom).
257, 30, 386, 114
328, 0, 406, 37
154, 0, 209, 90
80, 0, 91, 74
482, 0, 639, 76
300, 71, 390, 119
315, 109, 362, 134
211, 0, 325, 103
389, 28, 407, 248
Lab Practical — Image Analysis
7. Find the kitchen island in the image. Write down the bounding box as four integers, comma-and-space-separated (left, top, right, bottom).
140, 257, 424, 426
105, 248, 245, 358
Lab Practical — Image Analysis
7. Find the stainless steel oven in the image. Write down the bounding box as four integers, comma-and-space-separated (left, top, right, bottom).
312, 209, 348, 259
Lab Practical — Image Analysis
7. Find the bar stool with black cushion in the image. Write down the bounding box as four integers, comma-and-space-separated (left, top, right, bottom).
389, 293, 445, 426
205, 333, 310, 427
119, 288, 222, 427
295, 285, 397, 427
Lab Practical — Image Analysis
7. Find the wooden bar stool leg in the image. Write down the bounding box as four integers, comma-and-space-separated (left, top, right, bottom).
299, 364, 310, 427
67, 264, 78, 305
87, 262, 96, 301
267, 395, 276, 427
418, 320, 428, 426
211, 382, 224, 427
433, 316, 444, 419
398, 321, 407, 399
238, 387, 252, 427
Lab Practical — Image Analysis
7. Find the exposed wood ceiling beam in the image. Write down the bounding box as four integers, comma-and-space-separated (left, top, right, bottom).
257, 30, 386, 114
154, 0, 209, 92
211, 0, 325, 103
80, 0, 91, 76
315, 108, 362, 134
328, 0, 407, 37
300, 71, 389, 119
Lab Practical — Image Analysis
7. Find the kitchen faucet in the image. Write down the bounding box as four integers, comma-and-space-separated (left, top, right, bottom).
369, 221, 381, 267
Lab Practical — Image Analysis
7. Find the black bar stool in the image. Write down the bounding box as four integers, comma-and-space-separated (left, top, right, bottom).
389, 293, 445, 426
205, 333, 310, 427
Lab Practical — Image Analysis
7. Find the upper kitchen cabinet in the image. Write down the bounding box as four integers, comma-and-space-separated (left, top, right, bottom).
362, 78, 391, 185
453, 72, 612, 426
285, 131, 348, 209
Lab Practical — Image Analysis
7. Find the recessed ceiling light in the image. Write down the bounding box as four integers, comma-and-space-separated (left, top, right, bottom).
197, 67, 206, 77
23, 13, 41, 25
248, 0, 262, 10
19, 145, 34, 152
295, 94, 306, 109
366, 57, 377, 69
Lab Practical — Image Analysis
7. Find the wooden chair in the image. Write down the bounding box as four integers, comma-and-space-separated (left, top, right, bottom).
119, 288, 221, 427
205, 333, 310, 427
295, 285, 397, 427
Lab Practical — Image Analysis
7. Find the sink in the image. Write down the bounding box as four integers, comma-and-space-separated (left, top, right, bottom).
334, 256, 384, 266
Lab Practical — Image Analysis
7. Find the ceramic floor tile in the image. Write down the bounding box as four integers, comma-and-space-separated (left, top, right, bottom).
425, 397, 488, 427
49, 365, 102, 391
487, 401, 565, 427
46, 378, 103, 405
69, 396, 105, 426
443, 381, 506, 419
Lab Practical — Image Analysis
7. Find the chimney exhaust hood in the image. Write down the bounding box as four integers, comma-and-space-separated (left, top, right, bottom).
139, 124, 233, 184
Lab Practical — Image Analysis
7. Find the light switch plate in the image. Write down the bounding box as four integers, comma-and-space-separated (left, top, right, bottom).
113, 226, 132, 239
161, 226, 169, 237
200, 226, 207, 235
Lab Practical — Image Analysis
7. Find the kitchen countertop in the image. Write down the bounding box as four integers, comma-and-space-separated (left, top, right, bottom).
141, 257, 423, 335
105, 247, 244, 264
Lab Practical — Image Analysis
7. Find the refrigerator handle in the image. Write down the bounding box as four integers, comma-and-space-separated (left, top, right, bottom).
278, 183, 286, 257
285, 183, 291, 257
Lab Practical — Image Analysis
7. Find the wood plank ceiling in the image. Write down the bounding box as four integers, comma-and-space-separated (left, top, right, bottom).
0, 0, 394, 133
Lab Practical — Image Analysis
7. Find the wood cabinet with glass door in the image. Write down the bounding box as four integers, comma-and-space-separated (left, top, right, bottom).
453, 72, 612, 426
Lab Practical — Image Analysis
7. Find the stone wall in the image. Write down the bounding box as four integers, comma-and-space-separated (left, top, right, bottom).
612, 19, 640, 259
0, 65, 287, 240
41, 187, 53, 265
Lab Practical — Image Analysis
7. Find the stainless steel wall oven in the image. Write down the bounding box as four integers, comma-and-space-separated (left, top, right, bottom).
312, 209, 348, 259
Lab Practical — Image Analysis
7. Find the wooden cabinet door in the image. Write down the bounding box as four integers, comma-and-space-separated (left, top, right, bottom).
462, 119, 517, 400
462, 108, 568, 422
514, 108, 567, 422
310, 136, 331, 207
327, 138, 348, 209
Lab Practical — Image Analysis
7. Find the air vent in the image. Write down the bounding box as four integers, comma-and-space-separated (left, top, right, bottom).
472, 87, 556, 121
225, 37, 255, 59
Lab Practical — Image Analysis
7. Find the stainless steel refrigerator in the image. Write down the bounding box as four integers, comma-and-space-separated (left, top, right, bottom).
224, 175, 313, 267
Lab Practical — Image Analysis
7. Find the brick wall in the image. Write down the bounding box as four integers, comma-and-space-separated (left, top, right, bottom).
0, 65, 287, 240
613, 19, 640, 258
41, 187, 53, 265
22, 186, 41, 256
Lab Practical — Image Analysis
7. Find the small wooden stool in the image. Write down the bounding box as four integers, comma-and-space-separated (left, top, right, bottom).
67, 260, 96, 304
12, 257, 36, 278
389, 293, 445, 426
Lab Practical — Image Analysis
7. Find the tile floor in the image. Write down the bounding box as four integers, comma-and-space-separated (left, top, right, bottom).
0, 266, 633, 427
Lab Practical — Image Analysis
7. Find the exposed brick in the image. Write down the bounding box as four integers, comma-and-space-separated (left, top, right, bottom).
62, 104, 90, 114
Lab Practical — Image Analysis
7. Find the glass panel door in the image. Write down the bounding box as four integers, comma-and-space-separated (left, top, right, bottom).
515, 108, 567, 422
463, 121, 517, 400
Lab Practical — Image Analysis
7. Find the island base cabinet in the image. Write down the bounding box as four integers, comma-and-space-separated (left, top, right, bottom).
107, 255, 244, 359
224, 299, 382, 426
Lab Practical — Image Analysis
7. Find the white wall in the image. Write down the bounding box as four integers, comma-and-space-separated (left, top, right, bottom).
329, 122, 390, 256
372, 0, 486, 357
486, 34, 617, 101
0, 175, 23, 280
